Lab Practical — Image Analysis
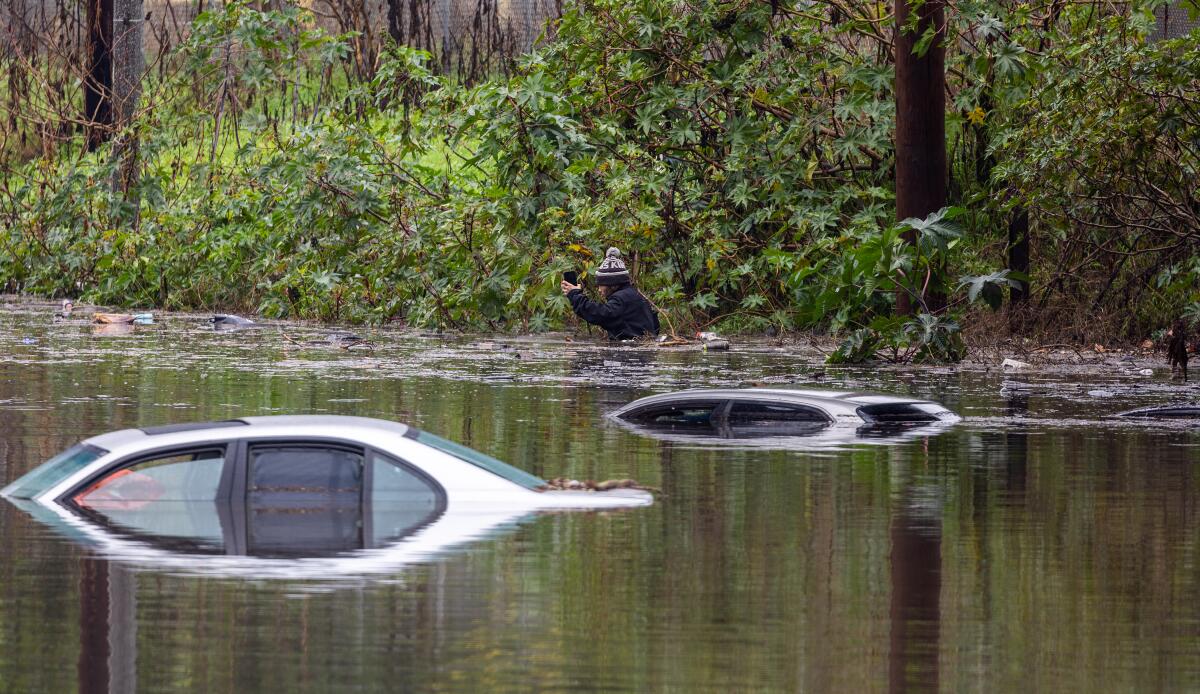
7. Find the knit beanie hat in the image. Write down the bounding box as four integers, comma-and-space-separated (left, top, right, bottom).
595, 247, 631, 286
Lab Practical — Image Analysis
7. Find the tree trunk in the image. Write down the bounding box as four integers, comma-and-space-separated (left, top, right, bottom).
1008, 204, 1030, 306
386, 0, 405, 44
894, 0, 946, 315
84, 0, 114, 151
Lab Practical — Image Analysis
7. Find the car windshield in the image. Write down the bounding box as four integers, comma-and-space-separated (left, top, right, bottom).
2, 444, 108, 499
411, 430, 545, 490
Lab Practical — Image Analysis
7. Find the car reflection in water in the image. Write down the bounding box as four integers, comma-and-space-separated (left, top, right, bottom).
608, 388, 961, 449
8, 494, 548, 582
3, 416, 652, 581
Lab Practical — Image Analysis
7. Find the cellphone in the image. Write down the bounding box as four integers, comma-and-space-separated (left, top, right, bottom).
563, 270, 579, 285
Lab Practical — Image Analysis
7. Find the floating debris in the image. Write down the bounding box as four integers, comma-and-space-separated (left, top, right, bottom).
1002, 358, 1031, 370
1117, 404, 1200, 419
537, 477, 660, 493
93, 312, 135, 324
281, 332, 374, 350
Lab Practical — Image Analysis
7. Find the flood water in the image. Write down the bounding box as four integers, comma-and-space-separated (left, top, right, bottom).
2, 299, 1199, 692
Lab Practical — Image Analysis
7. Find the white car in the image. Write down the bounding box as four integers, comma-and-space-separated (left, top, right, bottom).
609, 388, 960, 446
2, 415, 651, 580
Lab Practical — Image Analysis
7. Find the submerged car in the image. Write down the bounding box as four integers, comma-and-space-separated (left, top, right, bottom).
609, 388, 960, 446
2, 416, 651, 579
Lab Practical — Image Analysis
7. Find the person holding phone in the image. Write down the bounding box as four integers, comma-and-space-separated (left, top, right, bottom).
560, 247, 660, 340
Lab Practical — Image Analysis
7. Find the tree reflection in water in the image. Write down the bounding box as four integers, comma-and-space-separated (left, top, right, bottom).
78, 558, 136, 694
889, 483, 942, 693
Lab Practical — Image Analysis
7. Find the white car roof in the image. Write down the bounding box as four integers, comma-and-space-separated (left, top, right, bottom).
611, 388, 940, 417
83, 415, 412, 451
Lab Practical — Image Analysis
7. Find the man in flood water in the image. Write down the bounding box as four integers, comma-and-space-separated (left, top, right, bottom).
560, 247, 660, 340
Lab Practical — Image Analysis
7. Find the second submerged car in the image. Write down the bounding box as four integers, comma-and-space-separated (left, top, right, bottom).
610, 388, 960, 444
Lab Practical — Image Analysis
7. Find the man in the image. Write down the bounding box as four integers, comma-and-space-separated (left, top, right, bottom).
560, 247, 659, 340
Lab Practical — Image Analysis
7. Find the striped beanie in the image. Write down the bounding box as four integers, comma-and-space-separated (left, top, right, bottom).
595, 247, 631, 286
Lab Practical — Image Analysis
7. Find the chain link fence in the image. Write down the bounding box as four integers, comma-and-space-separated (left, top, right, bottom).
1149, 0, 1200, 40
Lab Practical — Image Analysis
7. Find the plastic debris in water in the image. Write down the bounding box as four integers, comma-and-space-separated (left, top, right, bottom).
132, 313, 154, 325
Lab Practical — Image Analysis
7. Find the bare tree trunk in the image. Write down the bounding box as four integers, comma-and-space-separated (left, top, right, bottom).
84, 0, 114, 151
111, 0, 143, 221
1008, 203, 1030, 305
894, 0, 946, 315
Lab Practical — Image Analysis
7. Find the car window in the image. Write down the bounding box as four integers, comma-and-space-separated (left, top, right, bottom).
74, 448, 226, 509
2, 444, 108, 499
75, 501, 227, 553
369, 452, 445, 547
725, 401, 831, 438
628, 402, 722, 428
246, 445, 364, 557
248, 446, 363, 500
726, 401, 831, 425
410, 430, 545, 490
856, 403, 940, 423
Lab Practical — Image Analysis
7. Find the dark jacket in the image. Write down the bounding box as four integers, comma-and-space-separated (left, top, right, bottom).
568, 285, 660, 340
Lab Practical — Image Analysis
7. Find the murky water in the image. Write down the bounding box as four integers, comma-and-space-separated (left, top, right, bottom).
2, 298, 1199, 692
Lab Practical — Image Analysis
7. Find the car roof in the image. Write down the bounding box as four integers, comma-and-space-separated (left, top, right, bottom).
612, 388, 935, 412
84, 415, 412, 451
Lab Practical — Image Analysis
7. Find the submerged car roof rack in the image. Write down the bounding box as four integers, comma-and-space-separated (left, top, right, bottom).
139, 420, 250, 435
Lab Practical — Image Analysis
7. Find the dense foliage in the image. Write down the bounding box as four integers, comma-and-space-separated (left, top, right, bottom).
0, 0, 1197, 355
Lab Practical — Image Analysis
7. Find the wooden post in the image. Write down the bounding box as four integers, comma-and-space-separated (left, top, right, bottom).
894, 0, 947, 315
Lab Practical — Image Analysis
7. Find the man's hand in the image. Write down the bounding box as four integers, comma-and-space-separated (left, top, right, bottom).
560, 280, 582, 295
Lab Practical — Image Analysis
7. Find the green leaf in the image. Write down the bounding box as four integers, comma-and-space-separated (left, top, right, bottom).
958, 270, 1025, 310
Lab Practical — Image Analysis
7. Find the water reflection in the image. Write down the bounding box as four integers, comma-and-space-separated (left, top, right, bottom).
5, 300, 1200, 691
91, 323, 135, 337
889, 484, 942, 693
78, 559, 136, 694
610, 417, 959, 450
13, 496, 545, 581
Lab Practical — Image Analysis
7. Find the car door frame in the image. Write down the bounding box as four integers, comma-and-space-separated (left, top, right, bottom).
59, 435, 448, 555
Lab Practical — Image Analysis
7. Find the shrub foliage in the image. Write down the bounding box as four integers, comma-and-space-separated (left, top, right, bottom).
0, 0, 1197, 354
